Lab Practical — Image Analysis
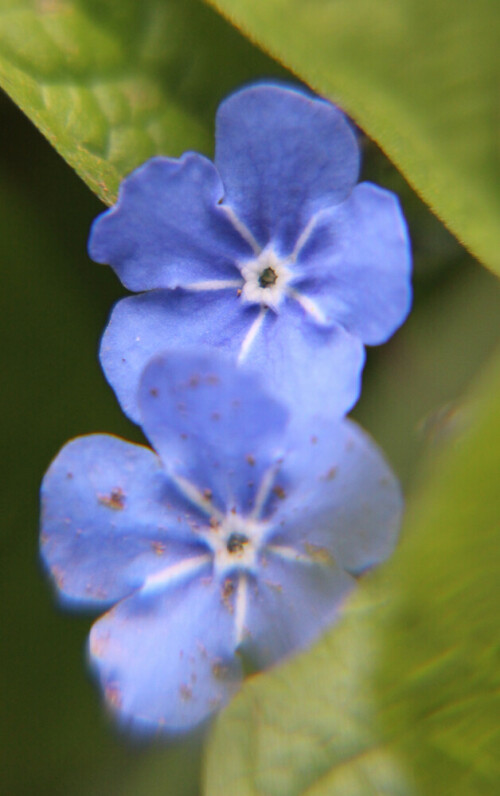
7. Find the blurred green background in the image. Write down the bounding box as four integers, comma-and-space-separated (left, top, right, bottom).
2, 86, 499, 795
0, 3, 499, 794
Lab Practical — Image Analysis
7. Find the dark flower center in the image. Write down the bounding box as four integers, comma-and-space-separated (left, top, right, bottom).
258, 267, 278, 288
226, 532, 249, 554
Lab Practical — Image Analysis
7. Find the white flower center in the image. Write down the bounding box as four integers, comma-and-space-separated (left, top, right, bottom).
240, 248, 292, 311
207, 511, 268, 575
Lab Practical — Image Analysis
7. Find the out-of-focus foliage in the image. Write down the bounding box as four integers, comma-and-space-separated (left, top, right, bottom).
206, 0, 500, 273
0, 91, 203, 796
0, 1, 499, 794
2, 88, 499, 795
206, 342, 500, 796
0, 0, 283, 203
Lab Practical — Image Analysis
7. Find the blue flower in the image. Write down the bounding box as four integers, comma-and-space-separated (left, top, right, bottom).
41, 350, 402, 734
89, 83, 411, 426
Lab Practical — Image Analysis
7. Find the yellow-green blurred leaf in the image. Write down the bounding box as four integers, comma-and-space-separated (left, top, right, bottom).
0, 0, 283, 204
205, 349, 500, 794
206, 0, 500, 272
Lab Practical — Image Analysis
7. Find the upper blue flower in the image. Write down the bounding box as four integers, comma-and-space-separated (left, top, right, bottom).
41, 349, 402, 735
89, 83, 412, 425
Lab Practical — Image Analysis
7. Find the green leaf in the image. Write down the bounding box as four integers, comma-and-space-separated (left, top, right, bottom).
206, 0, 500, 272
0, 0, 284, 204
205, 352, 500, 794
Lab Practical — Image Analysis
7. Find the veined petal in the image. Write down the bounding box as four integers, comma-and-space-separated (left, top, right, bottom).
40, 434, 209, 607
215, 83, 360, 253
270, 418, 403, 575
139, 350, 288, 516
89, 574, 242, 734
293, 183, 412, 344
99, 289, 255, 425
241, 552, 355, 668
246, 299, 365, 420
89, 154, 252, 291
100, 291, 364, 428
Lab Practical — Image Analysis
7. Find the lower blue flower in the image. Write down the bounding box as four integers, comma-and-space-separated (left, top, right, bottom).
40, 350, 402, 734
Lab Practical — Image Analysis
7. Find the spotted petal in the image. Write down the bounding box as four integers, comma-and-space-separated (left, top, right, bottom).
138, 350, 288, 516
241, 551, 355, 668
100, 289, 253, 424
101, 291, 364, 428
215, 83, 360, 253
89, 154, 251, 291
40, 434, 209, 607
89, 574, 242, 734
269, 418, 403, 575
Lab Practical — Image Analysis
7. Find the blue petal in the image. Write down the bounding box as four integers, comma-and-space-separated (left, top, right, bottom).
139, 350, 288, 516
89, 574, 242, 734
101, 291, 364, 426
215, 83, 360, 252
293, 183, 412, 344
269, 418, 403, 575
88, 155, 252, 291
245, 299, 365, 420
242, 553, 355, 668
40, 434, 210, 607
100, 289, 253, 424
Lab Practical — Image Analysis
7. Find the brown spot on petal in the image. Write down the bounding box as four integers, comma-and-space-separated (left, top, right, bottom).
322, 466, 338, 481
180, 684, 193, 700
52, 566, 65, 588
203, 488, 213, 500
211, 411, 220, 421
90, 635, 108, 658
273, 485, 286, 499
245, 454, 256, 466
66, 471, 74, 479
197, 641, 208, 658
105, 684, 122, 710
212, 660, 230, 681
221, 578, 235, 612
305, 542, 334, 566
98, 487, 125, 510
149, 388, 158, 397
151, 541, 166, 555
311, 435, 318, 445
